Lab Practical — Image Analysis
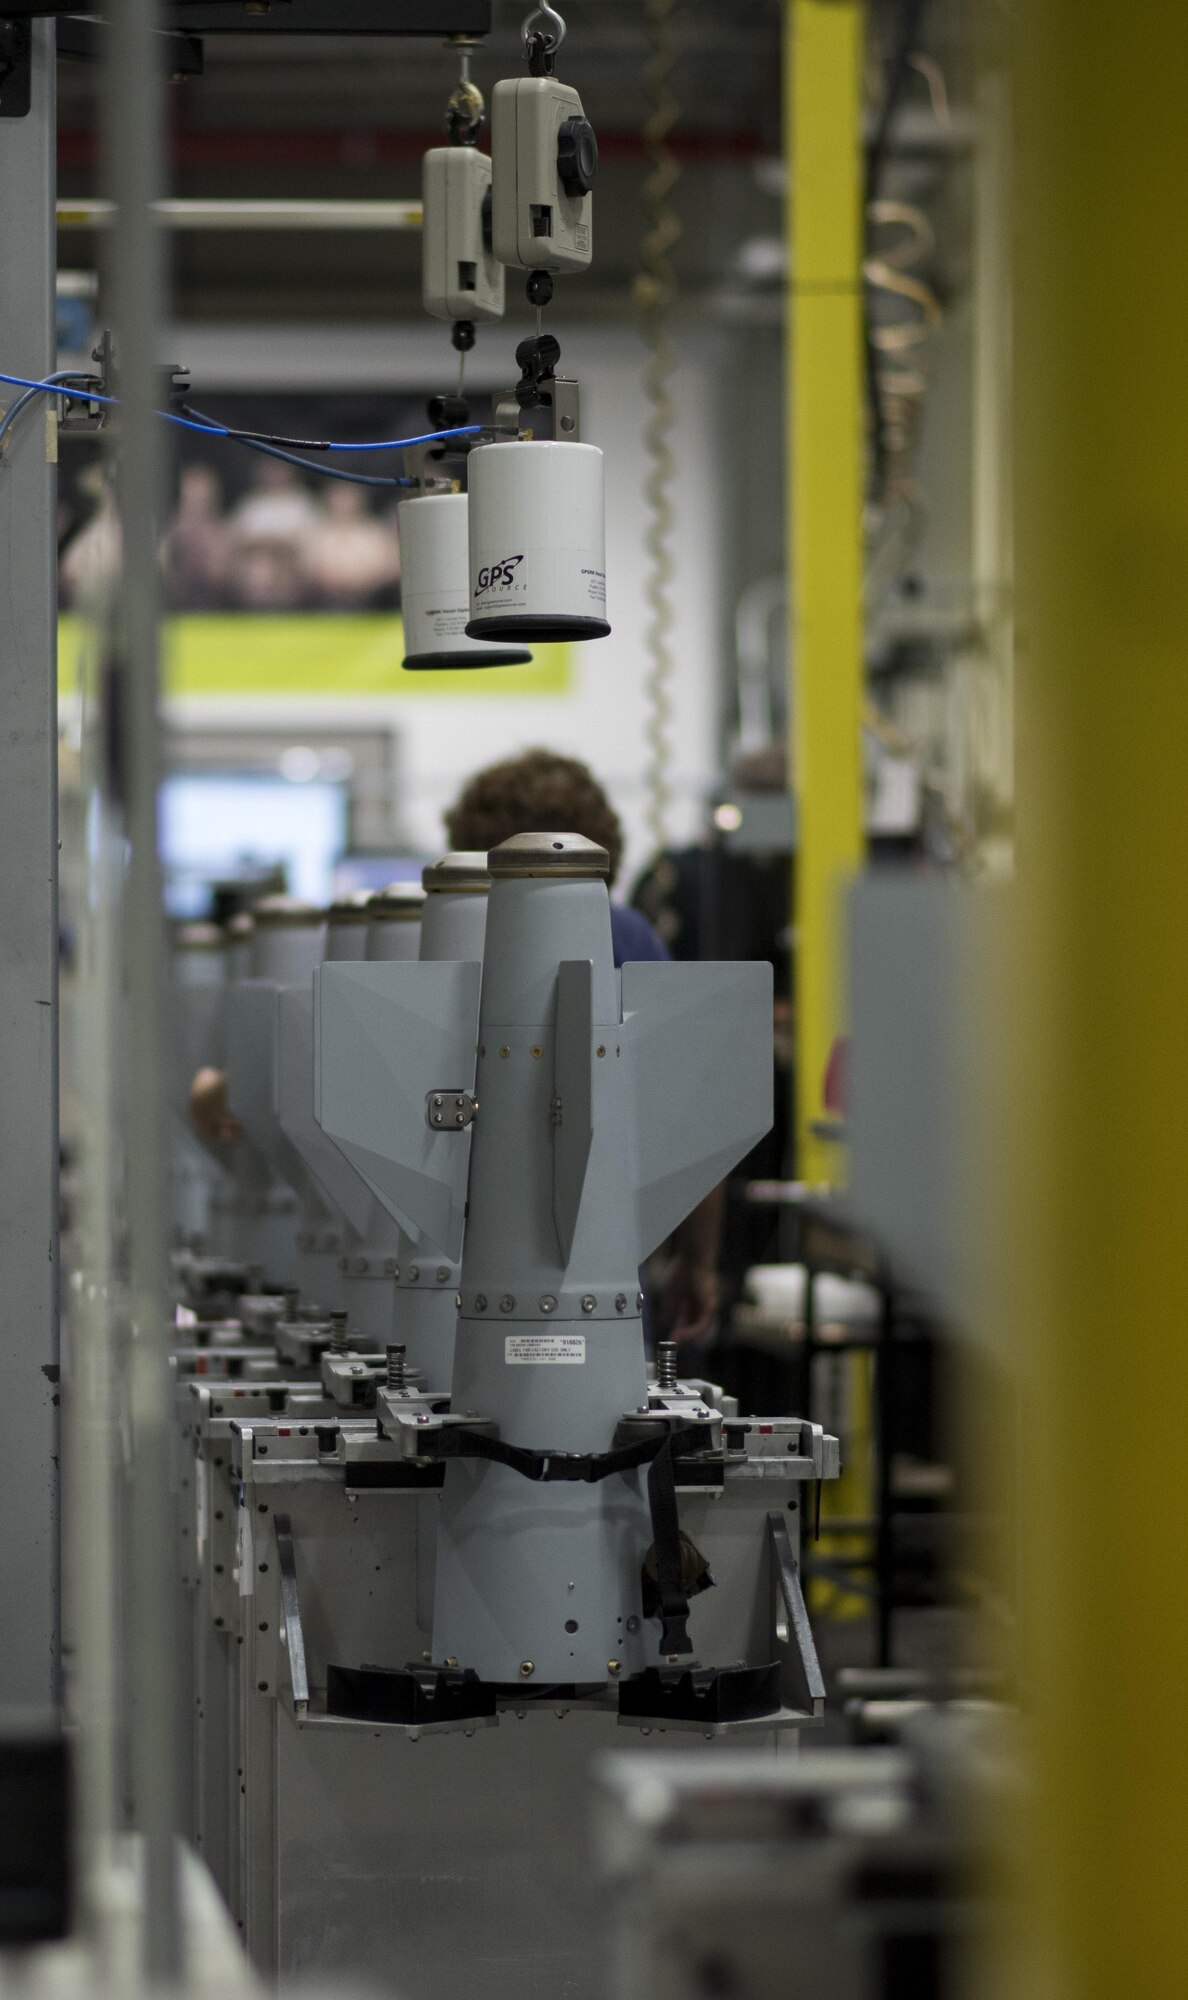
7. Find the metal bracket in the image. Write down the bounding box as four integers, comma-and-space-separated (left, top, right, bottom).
273, 1512, 310, 1719
552, 376, 581, 440
379, 1396, 492, 1456
427, 1089, 478, 1131
768, 1510, 826, 1722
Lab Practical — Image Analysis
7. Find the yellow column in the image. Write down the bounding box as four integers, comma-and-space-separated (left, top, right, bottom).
785, 0, 865, 1188
785, 0, 868, 1614
1015, 2, 1188, 1992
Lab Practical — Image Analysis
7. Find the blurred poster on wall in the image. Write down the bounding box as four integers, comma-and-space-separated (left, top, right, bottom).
58, 389, 493, 616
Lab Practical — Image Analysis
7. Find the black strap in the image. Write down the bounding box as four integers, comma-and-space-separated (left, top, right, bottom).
428, 1429, 658, 1483
427, 1421, 712, 1486
646, 1431, 693, 1657
425, 1420, 708, 1660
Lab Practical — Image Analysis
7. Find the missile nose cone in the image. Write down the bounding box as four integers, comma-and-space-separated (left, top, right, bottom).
422, 852, 492, 895
327, 891, 373, 927
368, 881, 427, 920
173, 920, 225, 952
487, 832, 610, 880
253, 893, 325, 927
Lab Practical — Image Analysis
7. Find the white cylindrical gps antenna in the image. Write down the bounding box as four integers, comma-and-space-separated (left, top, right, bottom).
465, 438, 609, 643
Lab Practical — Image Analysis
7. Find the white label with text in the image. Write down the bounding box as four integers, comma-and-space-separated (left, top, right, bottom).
505, 1334, 587, 1365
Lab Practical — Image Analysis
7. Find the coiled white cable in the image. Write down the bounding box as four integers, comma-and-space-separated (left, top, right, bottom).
634, 0, 682, 857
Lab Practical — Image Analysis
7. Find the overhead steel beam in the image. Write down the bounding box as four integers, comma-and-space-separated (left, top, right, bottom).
166, 0, 490, 27
4, 1, 491, 31
57, 195, 424, 229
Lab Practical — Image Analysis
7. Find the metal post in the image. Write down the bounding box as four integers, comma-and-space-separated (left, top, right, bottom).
0, 20, 60, 1714
784, 0, 865, 1186
101, 0, 180, 1975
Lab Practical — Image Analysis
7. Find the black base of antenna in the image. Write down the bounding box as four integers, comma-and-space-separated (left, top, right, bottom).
466, 614, 610, 644
403, 648, 534, 671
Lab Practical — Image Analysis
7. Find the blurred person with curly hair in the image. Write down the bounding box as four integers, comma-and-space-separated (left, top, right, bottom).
445, 747, 668, 968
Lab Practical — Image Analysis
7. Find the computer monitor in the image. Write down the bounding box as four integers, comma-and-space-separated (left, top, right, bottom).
332, 852, 432, 897
160, 771, 348, 919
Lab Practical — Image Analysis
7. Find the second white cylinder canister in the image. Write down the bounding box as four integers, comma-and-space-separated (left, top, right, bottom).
465, 439, 610, 643
398, 490, 533, 671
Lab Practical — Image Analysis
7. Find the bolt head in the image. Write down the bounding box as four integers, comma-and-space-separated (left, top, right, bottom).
444, 1656, 459, 1669
500, 1295, 516, 1313
615, 1293, 627, 1313
384, 1259, 398, 1276
455, 1292, 463, 1309
408, 1266, 420, 1283
416, 1414, 431, 1425
636, 1291, 645, 1309
581, 1295, 596, 1314
607, 1660, 621, 1676
475, 1294, 488, 1312
437, 1266, 450, 1284
540, 1295, 557, 1314
519, 1660, 535, 1678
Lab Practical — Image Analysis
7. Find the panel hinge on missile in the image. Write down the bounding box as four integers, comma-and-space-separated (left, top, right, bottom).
427, 1091, 478, 1131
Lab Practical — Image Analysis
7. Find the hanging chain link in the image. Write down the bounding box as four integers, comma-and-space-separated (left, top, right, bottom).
633, 0, 682, 858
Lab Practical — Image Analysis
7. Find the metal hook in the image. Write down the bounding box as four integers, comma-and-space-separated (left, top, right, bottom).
522, 3, 567, 56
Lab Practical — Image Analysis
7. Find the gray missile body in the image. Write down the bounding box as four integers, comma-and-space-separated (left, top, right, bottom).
284, 860, 488, 1372
316, 832, 773, 1685
227, 894, 344, 1309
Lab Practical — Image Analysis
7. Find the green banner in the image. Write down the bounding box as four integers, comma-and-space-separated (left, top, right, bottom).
58, 613, 571, 699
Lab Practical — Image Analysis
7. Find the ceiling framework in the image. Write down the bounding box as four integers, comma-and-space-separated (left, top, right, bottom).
54, 0, 977, 321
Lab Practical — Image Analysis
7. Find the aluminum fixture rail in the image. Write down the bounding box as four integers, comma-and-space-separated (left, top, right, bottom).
783, 0, 865, 1188
0, 17, 59, 1718
57, 196, 424, 230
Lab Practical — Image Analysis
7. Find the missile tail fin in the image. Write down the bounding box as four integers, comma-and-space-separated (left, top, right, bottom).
553, 959, 596, 1263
